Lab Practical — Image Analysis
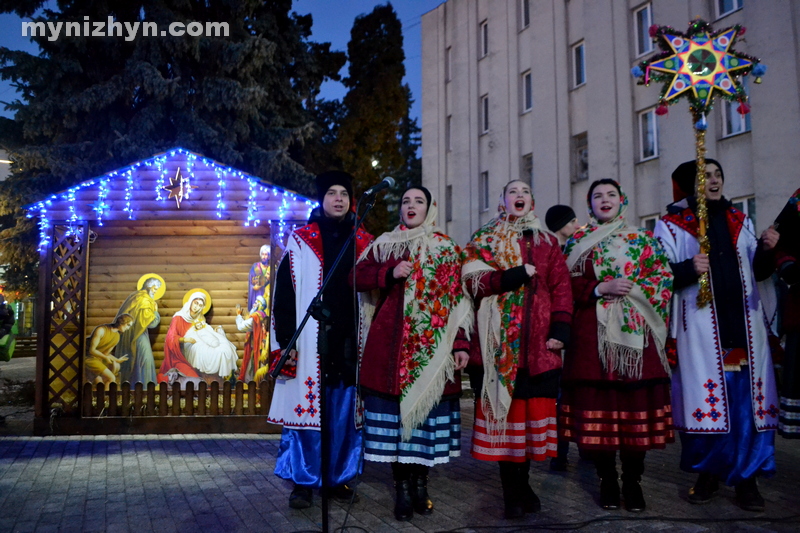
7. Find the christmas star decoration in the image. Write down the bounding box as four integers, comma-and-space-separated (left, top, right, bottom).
162, 167, 197, 208
633, 19, 765, 115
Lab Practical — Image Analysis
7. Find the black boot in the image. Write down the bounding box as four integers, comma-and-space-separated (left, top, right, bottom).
550, 439, 570, 471
391, 463, 413, 521
688, 473, 719, 504
289, 484, 313, 509
620, 450, 646, 512
735, 477, 765, 512
499, 461, 524, 519
594, 451, 620, 510
393, 480, 414, 521
409, 465, 434, 515
517, 460, 541, 513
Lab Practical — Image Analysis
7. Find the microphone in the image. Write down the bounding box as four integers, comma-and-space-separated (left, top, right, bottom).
363, 176, 395, 196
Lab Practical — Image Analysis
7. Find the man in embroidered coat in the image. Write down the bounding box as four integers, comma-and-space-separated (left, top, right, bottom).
269, 171, 373, 509
654, 159, 779, 512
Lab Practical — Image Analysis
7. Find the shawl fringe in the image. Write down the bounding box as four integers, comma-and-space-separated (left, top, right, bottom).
357, 201, 473, 441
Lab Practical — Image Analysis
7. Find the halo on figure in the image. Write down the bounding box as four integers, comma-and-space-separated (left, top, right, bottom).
183, 288, 212, 315
136, 273, 166, 300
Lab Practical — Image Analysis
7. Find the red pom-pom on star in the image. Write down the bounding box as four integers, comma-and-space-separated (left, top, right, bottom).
737, 102, 750, 115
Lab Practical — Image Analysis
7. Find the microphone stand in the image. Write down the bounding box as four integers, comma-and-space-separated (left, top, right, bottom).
270, 192, 379, 533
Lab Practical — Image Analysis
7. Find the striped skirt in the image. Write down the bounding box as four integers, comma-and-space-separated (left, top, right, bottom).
779, 331, 800, 438
363, 394, 461, 467
559, 381, 674, 451
472, 397, 557, 462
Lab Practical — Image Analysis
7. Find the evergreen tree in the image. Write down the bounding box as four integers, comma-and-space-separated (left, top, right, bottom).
335, 3, 410, 233
394, 85, 422, 190
290, 97, 346, 177
0, 0, 345, 295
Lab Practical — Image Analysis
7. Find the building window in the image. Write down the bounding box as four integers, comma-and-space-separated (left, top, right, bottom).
445, 46, 452, 82
572, 41, 585, 88
521, 0, 531, 29
446, 185, 453, 222
480, 171, 490, 212
571, 133, 588, 182
522, 71, 533, 112
634, 3, 653, 57
638, 107, 658, 160
521, 153, 533, 185
446, 115, 452, 152
722, 80, 751, 137
732, 195, 756, 227
480, 94, 489, 133
480, 20, 488, 58
716, 0, 743, 19
641, 214, 660, 233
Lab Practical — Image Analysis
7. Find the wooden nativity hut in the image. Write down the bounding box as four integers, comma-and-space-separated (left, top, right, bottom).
26, 148, 315, 435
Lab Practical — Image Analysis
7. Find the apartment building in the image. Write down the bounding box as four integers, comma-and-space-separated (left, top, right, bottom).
421, 0, 800, 244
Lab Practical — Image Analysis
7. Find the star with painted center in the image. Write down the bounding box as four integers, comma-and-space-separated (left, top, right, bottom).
648, 27, 752, 111
162, 167, 197, 208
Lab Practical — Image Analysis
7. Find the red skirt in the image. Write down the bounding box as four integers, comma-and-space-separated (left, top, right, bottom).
472, 397, 557, 462
559, 381, 674, 452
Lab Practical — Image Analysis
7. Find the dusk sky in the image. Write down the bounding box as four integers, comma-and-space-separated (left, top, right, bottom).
0, 0, 444, 121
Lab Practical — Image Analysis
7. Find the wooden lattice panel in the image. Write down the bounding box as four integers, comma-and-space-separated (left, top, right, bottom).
44, 224, 89, 413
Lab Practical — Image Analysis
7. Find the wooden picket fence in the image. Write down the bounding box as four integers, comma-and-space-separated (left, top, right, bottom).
66, 380, 280, 434
82, 380, 271, 417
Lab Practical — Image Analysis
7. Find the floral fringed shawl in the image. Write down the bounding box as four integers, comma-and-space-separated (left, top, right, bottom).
358, 201, 472, 440
564, 184, 673, 379
462, 209, 549, 433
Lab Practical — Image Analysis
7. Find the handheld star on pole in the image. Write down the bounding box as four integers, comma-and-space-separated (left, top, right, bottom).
632, 19, 765, 116
631, 19, 767, 307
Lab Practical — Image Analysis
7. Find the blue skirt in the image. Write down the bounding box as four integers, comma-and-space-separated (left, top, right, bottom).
363, 394, 461, 467
274, 384, 363, 488
680, 370, 776, 485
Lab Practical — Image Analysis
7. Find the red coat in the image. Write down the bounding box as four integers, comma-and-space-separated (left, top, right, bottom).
353, 248, 469, 398
468, 232, 573, 377
563, 257, 670, 383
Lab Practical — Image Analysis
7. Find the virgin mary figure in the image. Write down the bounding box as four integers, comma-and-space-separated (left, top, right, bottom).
157, 289, 238, 385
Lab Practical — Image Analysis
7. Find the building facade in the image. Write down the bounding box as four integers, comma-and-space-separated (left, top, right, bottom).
0, 149, 10, 182
421, 0, 800, 245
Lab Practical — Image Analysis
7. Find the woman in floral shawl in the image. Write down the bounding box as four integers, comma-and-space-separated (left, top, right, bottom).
462, 180, 573, 519
353, 186, 472, 522
561, 179, 674, 512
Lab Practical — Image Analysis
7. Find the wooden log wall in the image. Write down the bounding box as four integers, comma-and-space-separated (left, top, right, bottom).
85, 219, 270, 378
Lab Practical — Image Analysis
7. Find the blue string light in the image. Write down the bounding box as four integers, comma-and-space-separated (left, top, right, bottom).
216, 169, 225, 218
27, 147, 318, 249
123, 170, 134, 220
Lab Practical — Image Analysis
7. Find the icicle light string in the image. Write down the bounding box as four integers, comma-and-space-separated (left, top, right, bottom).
26, 147, 317, 249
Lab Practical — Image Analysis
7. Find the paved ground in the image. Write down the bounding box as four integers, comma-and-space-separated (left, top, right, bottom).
1, 357, 799, 532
